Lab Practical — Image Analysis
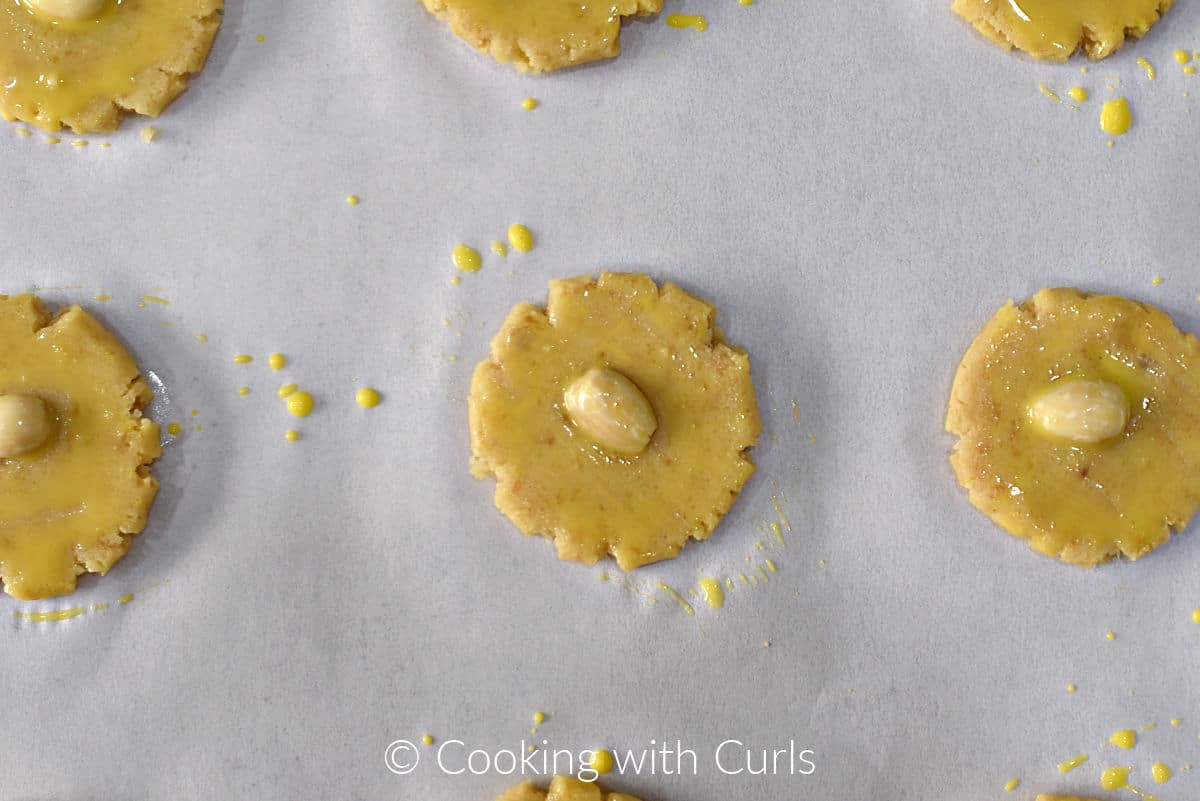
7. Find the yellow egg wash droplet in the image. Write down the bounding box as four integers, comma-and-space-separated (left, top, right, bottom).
1058, 754, 1089, 773
1152, 276, 1164, 286
450, 275, 461, 285
234, 354, 253, 365
1170, 718, 1182, 726
167, 422, 181, 436
195, 333, 208, 343
1152, 762, 1171, 783
422, 734, 434, 746
490, 240, 508, 257
285, 430, 299, 442
771, 495, 792, 532
141, 294, 170, 305
15, 606, 85, 622
1004, 778, 1019, 792
1101, 766, 1130, 790
140, 126, 157, 143
1039, 84, 1065, 104
94, 293, 112, 301
1068, 86, 1088, 102
452, 243, 482, 272
1137, 57, 1156, 80
268, 353, 286, 370
666, 14, 707, 31
1176, 50, 1192, 65
1186, 66, 1197, 75
238, 386, 250, 396
1100, 97, 1132, 136
346, 195, 359, 206
256, 33, 265, 42
1106, 630, 1116, 640
1193, 608, 1200, 623
521, 97, 538, 110
657, 581, 695, 616
589, 749, 614, 775
117, 593, 134, 604
15, 127, 30, 136
287, 391, 314, 418
356, 387, 381, 408
507, 223, 534, 253
699, 577, 724, 609
1110, 729, 1135, 749
278, 383, 298, 399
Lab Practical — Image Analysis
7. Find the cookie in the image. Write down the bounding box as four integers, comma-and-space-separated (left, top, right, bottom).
0, 294, 161, 600
469, 273, 761, 570
952, 0, 1175, 61
497, 776, 646, 801
419, 0, 663, 73
946, 288, 1200, 567
0, 0, 223, 133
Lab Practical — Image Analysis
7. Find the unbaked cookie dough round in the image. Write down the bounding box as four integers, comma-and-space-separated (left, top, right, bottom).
469, 273, 761, 570
0, 294, 161, 600
420, 0, 662, 73
952, 0, 1174, 61
0, 0, 223, 133
946, 288, 1200, 567
497, 776, 646, 801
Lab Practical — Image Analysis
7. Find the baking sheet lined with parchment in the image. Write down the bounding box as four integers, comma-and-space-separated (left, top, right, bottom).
2, 2, 1199, 799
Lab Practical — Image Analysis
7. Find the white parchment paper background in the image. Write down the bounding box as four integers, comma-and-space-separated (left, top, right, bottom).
2, 2, 1199, 799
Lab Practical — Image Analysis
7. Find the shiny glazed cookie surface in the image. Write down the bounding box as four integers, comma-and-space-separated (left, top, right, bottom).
0, 0, 223, 132
497, 776, 646, 801
952, 0, 1174, 60
419, 0, 662, 72
0, 294, 161, 600
469, 273, 760, 571
947, 288, 1200, 567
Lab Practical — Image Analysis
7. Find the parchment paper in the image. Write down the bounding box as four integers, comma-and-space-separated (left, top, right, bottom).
2, 2, 1199, 799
